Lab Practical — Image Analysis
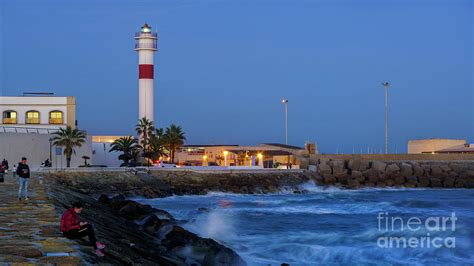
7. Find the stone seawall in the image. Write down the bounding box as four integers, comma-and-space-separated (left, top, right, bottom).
314, 159, 474, 189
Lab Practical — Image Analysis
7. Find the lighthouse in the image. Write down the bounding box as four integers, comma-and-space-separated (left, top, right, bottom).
135, 23, 158, 122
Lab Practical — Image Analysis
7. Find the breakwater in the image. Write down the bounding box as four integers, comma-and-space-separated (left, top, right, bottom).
313, 159, 474, 188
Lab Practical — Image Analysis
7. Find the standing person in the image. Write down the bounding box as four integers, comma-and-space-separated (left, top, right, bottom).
16, 157, 30, 201
12, 164, 17, 177
60, 202, 106, 256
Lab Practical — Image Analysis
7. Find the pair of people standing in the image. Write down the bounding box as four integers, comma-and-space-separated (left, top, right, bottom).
17, 157, 30, 201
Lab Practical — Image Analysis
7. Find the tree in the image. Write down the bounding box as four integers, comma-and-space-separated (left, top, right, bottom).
135, 117, 155, 165
149, 128, 167, 161
52, 126, 87, 167
109, 136, 140, 166
164, 124, 186, 163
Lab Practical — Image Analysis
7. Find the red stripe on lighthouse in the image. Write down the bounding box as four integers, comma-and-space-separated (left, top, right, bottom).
139, 64, 154, 79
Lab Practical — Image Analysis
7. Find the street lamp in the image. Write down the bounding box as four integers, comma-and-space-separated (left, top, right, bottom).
281, 99, 288, 145
223, 151, 228, 166
49, 138, 53, 166
382, 82, 390, 155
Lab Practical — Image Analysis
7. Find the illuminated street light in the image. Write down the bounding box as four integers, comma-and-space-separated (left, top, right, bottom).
223, 151, 228, 166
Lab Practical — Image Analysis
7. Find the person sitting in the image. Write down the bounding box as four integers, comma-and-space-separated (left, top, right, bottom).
60, 202, 106, 256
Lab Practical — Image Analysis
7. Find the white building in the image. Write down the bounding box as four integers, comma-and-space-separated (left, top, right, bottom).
0, 95, 89, 169
0, 95, 76, 133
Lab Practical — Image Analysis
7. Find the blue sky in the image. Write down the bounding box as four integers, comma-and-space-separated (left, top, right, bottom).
0, 0, 472, 153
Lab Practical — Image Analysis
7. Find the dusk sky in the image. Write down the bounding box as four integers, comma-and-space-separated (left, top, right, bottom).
0, 0, 472, 153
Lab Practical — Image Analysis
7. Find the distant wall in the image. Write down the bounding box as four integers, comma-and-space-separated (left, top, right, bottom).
310, 153, 474, 164
0, 132, 93, 170
92, 142, 122, 167
407, 139, 466, 154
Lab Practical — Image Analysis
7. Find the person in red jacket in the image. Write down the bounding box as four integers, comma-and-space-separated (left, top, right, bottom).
60, 202, 106, 256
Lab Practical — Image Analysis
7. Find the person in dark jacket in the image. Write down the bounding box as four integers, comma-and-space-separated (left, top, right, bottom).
60, 202, 106, 256
16, 157, 30, 201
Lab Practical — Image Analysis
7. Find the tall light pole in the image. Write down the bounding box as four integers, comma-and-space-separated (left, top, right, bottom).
281, 99, 288, 145
382, 82, 390, 155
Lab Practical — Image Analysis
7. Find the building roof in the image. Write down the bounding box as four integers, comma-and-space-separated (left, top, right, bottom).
182, 144, 239, 148
431, 144, 474, 154
260, 143, 304, 150
228, 149, 293, 156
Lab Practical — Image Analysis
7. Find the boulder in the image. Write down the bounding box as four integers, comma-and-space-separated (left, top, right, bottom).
351, 170, 363, 179
203, 245, 247, 266
323, 175, 336, 185
348, 159, 360, 170
400, 163, 413, 176
98, 194, 110, 205
393, 176, 405, 186
430, 178, 442, 188
386, 164, 400, 174
372, 161, 387, 172
347, 178, 360, 189
119, 201, 154, 220
318, 164, 332, 176
430, 166, 443, 178
418, 176, 431, 187
331, 160, 346, 174
443, 177, 455, 188
455, 179, 465, 188
449, 163, 466, 172
440, 165, 451, 173
412, 165, 424, 177
110, 195, 128, 210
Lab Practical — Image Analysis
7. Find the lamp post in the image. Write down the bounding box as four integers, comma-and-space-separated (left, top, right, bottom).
223, 151, 228, 167
281, 99, 288, 145
49, 138, 53, 166
382, 82, 390, 155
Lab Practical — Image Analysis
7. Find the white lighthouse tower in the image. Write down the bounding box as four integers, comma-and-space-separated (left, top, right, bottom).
135, 23, 158, 122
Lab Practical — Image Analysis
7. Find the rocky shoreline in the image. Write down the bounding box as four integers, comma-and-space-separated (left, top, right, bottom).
40, 161, 474, 264
314, 159, 474, 189
46, 177, 246, 265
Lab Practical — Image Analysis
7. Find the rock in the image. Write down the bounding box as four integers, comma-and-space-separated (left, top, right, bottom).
467, 170, 474, 177
455, 179, 465, 188
162, 226, 187, 250
386, 164, 400, 173
443, 177, 455, 188
418, 176, 431, 187
110, 195, 127, 210
348, 159, 360, 170
400, 163, 413, 176
98, 194, 110, 205
406, 176, 418, 183
142, 215, 169, 235
119, 201, 154, 220
351, 170, 362, 178
430, 166, 443, 178
440, 165, 451, 172
372, 161, 387, 172
412, 165, 424, 177
393, 176, 405, 185
449, 163, 466, 172
430, 177, 442, 187
323, 175, 336, 185
331, 160, 346, 174
203, 245, 247, 266
347, 179, 360, 189
318, 164, 332, 176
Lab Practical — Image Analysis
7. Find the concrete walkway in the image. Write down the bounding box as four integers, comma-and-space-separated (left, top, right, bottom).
0, 173, 81, 265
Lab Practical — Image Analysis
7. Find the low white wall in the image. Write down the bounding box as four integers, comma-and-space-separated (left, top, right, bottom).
92, 142, 122, 167
0, 132, 93, 170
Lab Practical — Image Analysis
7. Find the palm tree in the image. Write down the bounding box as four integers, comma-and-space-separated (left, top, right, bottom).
164, 124, 186, 163
149, 128, 167, 161
109, 136, 140, 166
52, 126, 87, 167
135, 117, 155, 165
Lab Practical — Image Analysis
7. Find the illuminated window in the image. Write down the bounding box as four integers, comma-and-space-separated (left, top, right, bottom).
49, 111, 63, 124
26, 111, 40, 124
2, 111, 17, 124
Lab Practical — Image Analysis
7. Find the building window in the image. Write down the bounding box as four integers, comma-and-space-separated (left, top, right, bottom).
26, 111, 40, 124
2, 111, 17, 124
49, 111, 63, 124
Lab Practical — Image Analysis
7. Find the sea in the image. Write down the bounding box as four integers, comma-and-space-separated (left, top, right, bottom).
135, 182, 474, 265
